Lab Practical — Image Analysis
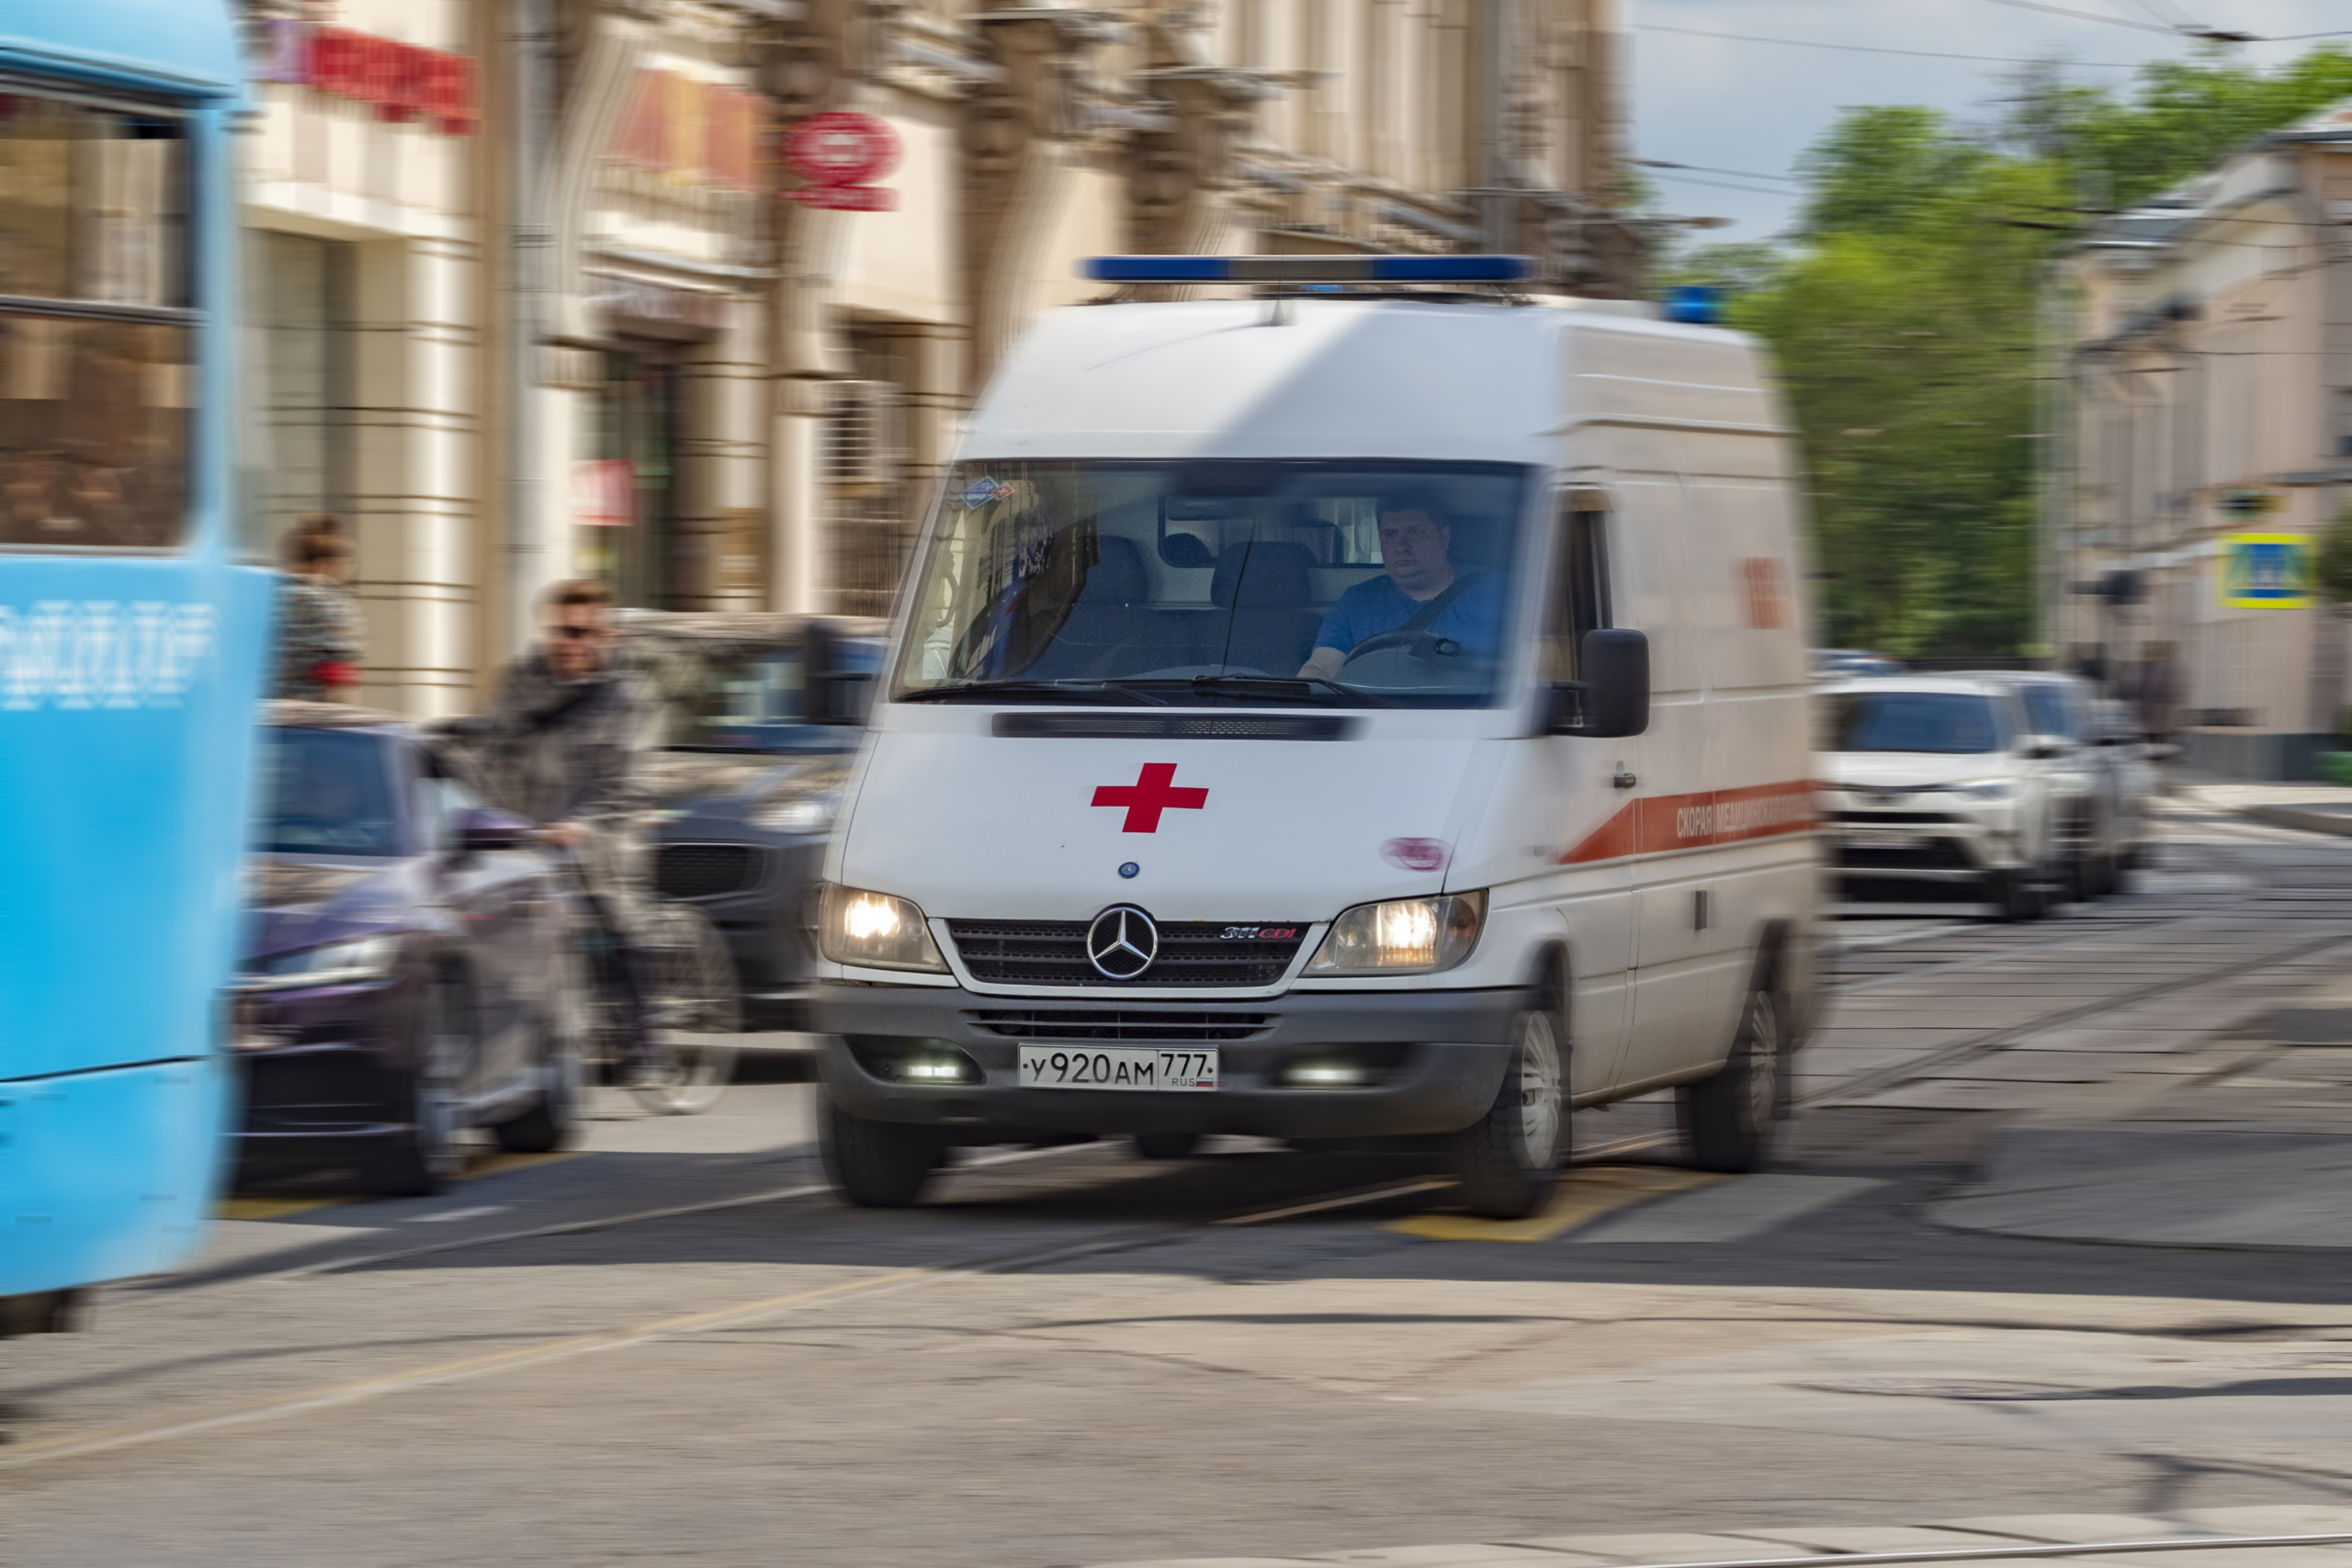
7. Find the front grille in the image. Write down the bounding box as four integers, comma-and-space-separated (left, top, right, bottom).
945, 919, 1308, 987
967, 1009, 1274, 1042
1831, 810, 1955, 825
1837, 840, 1975, 871
655, 842, 765, 900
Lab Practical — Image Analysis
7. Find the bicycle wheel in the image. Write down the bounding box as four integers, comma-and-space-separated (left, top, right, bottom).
632, 899, 741, 1114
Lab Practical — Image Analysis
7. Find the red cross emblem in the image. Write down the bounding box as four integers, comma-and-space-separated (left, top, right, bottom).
1091, 762, 1208, 833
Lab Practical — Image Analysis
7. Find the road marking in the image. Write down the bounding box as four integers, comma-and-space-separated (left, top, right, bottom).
412, 1205, 512, 1224
211, 1151, 577, 1224
214, 1197, 345, 1222
1385, 1167, 1723, 1243
1572, 1174, 1885, 1244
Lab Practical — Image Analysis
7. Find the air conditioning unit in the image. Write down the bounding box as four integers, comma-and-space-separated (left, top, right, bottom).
825, 379, 907, 492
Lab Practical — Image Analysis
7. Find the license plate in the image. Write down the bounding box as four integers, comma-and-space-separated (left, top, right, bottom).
1841, 827, 1925, 849
1018, 1045, 1219, 1091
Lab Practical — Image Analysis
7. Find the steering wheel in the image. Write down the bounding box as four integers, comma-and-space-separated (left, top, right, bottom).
1337, 629, 1469, 690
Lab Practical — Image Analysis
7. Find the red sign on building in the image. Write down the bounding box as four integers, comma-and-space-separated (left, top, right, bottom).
254, 21, 479, 135
781, 112, 901, 212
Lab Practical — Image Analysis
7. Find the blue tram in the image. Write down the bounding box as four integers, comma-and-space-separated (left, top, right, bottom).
0, 0, 267, 1329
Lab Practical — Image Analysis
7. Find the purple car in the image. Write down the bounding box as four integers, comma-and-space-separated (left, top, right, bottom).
234, 703, 583, 1195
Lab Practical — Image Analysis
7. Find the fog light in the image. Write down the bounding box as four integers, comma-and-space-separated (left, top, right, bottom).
1282, 1059, 1373, 1088
891, 1043, 983, 1086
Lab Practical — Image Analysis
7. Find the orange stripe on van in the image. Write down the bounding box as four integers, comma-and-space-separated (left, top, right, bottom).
1558, 780, 1817, 866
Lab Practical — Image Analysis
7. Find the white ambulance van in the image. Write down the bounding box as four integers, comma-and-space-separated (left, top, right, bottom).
810, 256, 1821, 1218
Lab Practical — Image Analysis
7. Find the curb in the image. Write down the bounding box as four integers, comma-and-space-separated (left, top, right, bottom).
2243, 801, 2352, 838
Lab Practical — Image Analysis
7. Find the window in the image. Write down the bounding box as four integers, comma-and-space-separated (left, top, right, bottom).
257, 728, 401, 856
2019, 683, 2079, 739
0, 89, 194, 551
1827, 692, 2004, 756
892, 459, 1532, 709
1539, 495, 1610, 684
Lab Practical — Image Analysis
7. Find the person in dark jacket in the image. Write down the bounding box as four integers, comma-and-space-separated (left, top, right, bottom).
481, 579, 669, 1083
274, 517, 364, 701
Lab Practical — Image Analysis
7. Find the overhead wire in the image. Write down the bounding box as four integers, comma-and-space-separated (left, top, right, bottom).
1634, 21, 2142, 69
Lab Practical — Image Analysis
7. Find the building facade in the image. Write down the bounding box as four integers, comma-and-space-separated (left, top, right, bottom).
241, 0, 491, 714
2061, 100, 2352, 780
239, 0, 1634, 713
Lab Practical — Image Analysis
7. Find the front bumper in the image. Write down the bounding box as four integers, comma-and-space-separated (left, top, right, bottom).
814, 982, 1524, 1140
1826, 795, 2020, 882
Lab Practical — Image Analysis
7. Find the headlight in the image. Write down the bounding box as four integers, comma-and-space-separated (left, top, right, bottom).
241, 934, 400, 991
1306, 891, 1486, 975
1946, 780, 2017, 800
750, 789, 840, 835
816, 884, 948, 973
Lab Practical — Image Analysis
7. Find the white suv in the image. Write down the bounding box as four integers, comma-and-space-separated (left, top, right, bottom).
1820, 676, 2063, 921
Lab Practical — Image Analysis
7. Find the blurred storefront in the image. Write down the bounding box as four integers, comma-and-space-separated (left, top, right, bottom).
235, 0, 1636, 709
241, 0, 487, 715
2061, 98, 2352, 780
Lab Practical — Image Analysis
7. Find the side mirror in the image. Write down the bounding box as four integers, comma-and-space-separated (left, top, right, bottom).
2022, 738, 2064, 761
452, 807, 532, 854
1545, 628, 1650, 739
801, 618, 878, 727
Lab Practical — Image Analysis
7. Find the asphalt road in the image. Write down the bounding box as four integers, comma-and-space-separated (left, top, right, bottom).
6, 797, 2350, 1568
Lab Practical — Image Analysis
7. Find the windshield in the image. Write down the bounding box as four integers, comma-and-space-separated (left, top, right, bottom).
894, 460, 1532, 708
666, 643, 883, 752
257, 728, 401, 856
1829, 692, 2004, 756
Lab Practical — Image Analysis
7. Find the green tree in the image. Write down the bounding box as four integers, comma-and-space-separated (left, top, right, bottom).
1718, 45, 2352, 657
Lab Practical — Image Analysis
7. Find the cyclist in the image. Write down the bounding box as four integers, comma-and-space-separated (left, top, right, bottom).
480, 579, 670, 1087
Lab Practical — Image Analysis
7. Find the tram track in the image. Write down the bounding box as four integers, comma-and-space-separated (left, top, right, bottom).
31, 802, 2349, 1475
135, 804, 2348, 1298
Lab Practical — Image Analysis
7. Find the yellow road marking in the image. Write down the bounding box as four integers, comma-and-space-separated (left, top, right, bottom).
215, 1196, 345, 1222
1384, 1165, 1724, 1243
215, 1151, 579, 1221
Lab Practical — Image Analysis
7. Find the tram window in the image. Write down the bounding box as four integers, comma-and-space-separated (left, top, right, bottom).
0, 95, 188, 308
0, 314, 193, 547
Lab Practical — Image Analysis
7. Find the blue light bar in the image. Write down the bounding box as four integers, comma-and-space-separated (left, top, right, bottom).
1081, 254, 1532, 284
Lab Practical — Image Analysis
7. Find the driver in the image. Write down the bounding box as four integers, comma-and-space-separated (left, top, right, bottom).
1297, 500, 1503, 681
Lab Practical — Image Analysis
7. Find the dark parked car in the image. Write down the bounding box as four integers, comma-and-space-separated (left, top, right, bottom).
235, 703, 582, 1195
625, 612, 885, 1032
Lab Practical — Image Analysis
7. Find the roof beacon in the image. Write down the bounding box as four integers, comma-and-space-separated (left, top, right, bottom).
1081, 254, 1532, 284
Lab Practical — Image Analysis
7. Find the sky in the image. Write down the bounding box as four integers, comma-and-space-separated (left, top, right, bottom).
1627, 0, 2352, 242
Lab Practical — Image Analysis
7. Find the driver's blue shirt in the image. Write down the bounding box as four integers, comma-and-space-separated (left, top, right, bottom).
1315, 570, 1504, 658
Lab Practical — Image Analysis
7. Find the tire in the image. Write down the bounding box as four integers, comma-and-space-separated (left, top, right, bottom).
1447, 1005, 1566, 1220
366, 976, 469, 1198
1133, 1132, 1203, 1160
1985, 867, 2044, 923
1678, 973, 1787, 1174
820, 1096, 948, 1207
633, 901, 741, 1115
492, 1028, 582, 1155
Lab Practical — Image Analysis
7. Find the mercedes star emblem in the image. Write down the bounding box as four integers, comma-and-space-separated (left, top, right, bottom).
1086, 905, 1159, 981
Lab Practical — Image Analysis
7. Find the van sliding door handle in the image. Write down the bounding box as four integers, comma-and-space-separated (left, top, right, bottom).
1611, 770, 1637, 790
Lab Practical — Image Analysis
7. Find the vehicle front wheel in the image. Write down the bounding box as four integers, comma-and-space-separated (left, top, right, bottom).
366, 976, 469, 1198
1985, 866, 2045, 923
1133, 1132, 1203, 1160
1447, 1008, 1566, 1220
492, 1027, 582, 1155
820, 1097, 949, 1208
1678, 975, 1787, 1174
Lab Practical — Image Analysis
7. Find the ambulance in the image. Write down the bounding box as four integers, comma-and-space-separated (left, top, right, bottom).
809, 255, 1821, 1218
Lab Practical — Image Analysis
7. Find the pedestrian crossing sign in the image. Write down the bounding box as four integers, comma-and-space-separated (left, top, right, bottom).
2220, 532, 2312, 608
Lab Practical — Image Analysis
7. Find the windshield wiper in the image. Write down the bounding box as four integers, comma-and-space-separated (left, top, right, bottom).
1131, 675, 1397, 708
897, 680, 1170, 706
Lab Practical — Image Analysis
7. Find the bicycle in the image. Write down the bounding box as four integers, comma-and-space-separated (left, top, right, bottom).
556, 843, 741, 1115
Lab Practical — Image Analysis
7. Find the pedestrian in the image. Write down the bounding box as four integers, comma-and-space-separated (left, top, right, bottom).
2132, 641, 2180, 745
274, 515, 365, 702
477, 580, 671, 1086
